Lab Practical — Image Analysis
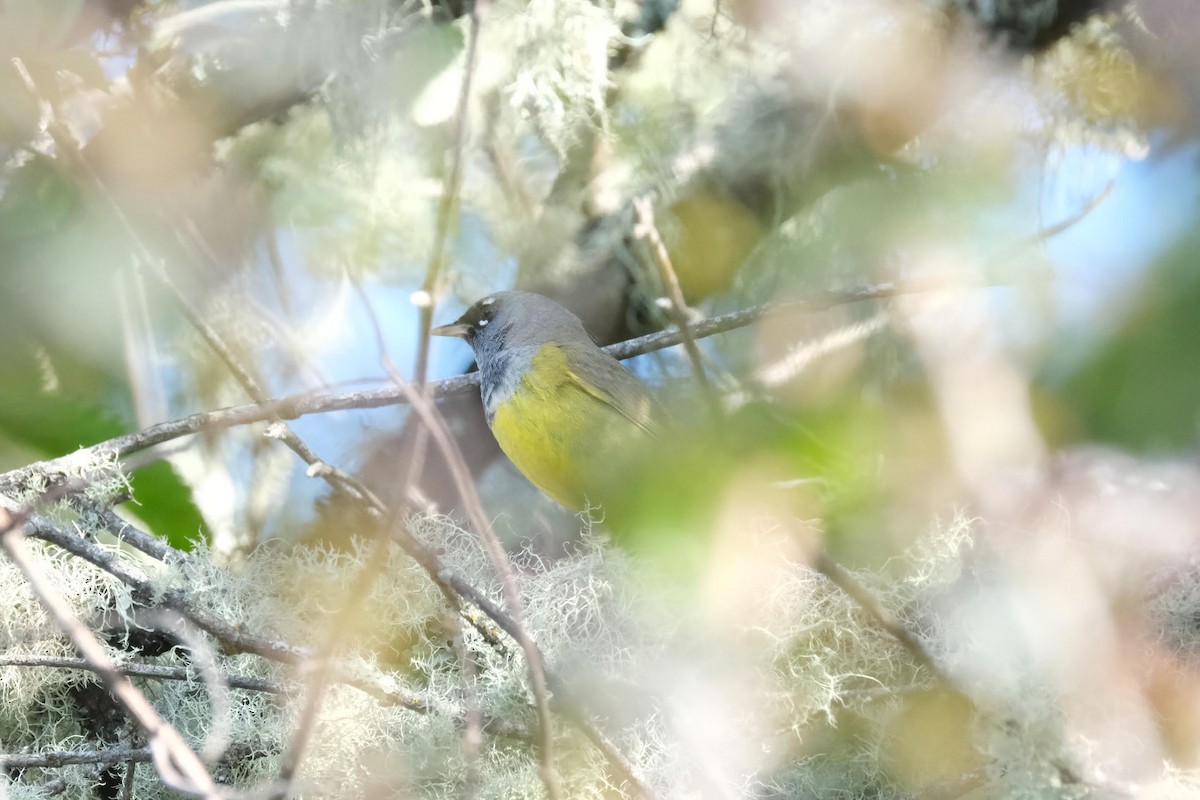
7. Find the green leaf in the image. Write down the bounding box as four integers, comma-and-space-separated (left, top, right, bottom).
1059, 232, 1200, 451
602, 396, 903, 585
0, 155, 79, 242
125, 461, 207, 551
0, 350, 207, 551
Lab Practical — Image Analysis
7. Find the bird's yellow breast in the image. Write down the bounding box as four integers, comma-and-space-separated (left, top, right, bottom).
490, 344, 644, 510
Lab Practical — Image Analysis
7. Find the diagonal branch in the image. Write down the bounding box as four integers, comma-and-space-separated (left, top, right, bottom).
0, 654, 284, 695
0, 507, 222, 799
357, 290, 567, 799
0, 745, 154, 770
414, 0, 488, 385
13, 505, 448, 718
0, 278, 973, 491
632, 195, 721, 419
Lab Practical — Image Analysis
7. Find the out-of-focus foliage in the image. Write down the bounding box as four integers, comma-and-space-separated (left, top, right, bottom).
1059, 225, 1200, 450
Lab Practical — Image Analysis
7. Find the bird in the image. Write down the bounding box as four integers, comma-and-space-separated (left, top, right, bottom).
431, 291, 665, 510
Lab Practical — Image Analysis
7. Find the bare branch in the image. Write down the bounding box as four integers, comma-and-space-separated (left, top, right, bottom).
0, 745, 153, 770
89, 503, 174, 562
414, 0, 488, 385
632, 195, 721, 419
357, 284, 566, 800
0, 507, 222, 798
814, 552, 943, 678
120, 759, 137, 800
813, 549, 1084, 788
0, 654, 284, 695
996, 179, 1115, 264
0, 279, 963, 490
13, 507, 445, 717
270, 539, 394, 798
448, 610, 484, 792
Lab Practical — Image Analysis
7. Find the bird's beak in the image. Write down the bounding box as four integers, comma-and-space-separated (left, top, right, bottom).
430, 321, 471, 338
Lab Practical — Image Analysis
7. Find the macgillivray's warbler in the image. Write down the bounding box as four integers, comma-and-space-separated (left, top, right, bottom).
432, 291, 666, 510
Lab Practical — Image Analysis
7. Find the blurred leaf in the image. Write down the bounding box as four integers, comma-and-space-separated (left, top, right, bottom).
0, 349, 207, 551
603, 397, 901, 582
125, 461, 207, 551
0, 60, 41, 144
0, 386, 124, 461
881, 687, 986, 795
1061, 228, 1200, 451
54, 49, 110, 91
393, 22, 465, 123
0, 155, 79, 242
0, 0, 86, 50
666, 188, 765, 301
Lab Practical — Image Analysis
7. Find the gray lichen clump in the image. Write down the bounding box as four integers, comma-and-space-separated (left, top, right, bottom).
4, 506, 1200, 799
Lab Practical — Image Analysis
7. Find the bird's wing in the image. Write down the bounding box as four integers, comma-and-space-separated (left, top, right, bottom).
559, 344, 667, 437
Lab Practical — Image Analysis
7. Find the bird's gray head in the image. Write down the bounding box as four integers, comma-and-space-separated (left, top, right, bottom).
431, 291, 599, 421
430, 291, 595, 358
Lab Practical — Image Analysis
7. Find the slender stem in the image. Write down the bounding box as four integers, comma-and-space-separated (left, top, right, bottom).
0, 509, 222, 798
0, 746, 154, 770
271, 539, 394, 798
16, 507, 442, 716
0, 279, 961, 491
415, 0, 487, 385
815, 552, 942, 677
632, 195, 722, 420
0, 654, 284, 694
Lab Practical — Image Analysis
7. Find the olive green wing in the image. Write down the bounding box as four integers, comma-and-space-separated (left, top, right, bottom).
559, 344, 668, 437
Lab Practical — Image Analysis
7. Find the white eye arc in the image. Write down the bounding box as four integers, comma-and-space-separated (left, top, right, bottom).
477, 319, 490, 327
481, 297, 496, 307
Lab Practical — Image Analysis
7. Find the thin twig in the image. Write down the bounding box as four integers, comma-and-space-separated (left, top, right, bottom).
0, 279, 963, 490
138, 609, 235, 764
0, 654, 284, 695
146, 262, 405, 533
19, 509, 298, 659
0, 508, 222, 798
358, 288, 565, 799
41, 764, 108, 796
749, 312, 890, 393
448, 611, 484, 793
992, 180, 1114, 265
0, 745, 154, 770
395, 381, 565, 799
270, 538, 395, 798
814, 552, 943, 678
90, 503, 174, 561
813, 549, 1085, 787
349, 273, 434, 511
121, 758, 137, 800
354, 278, 487, 789
14, 508, 444, 716
414, 0, 487, 385
263, 225, 294, 319
632, 195, 721, 419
